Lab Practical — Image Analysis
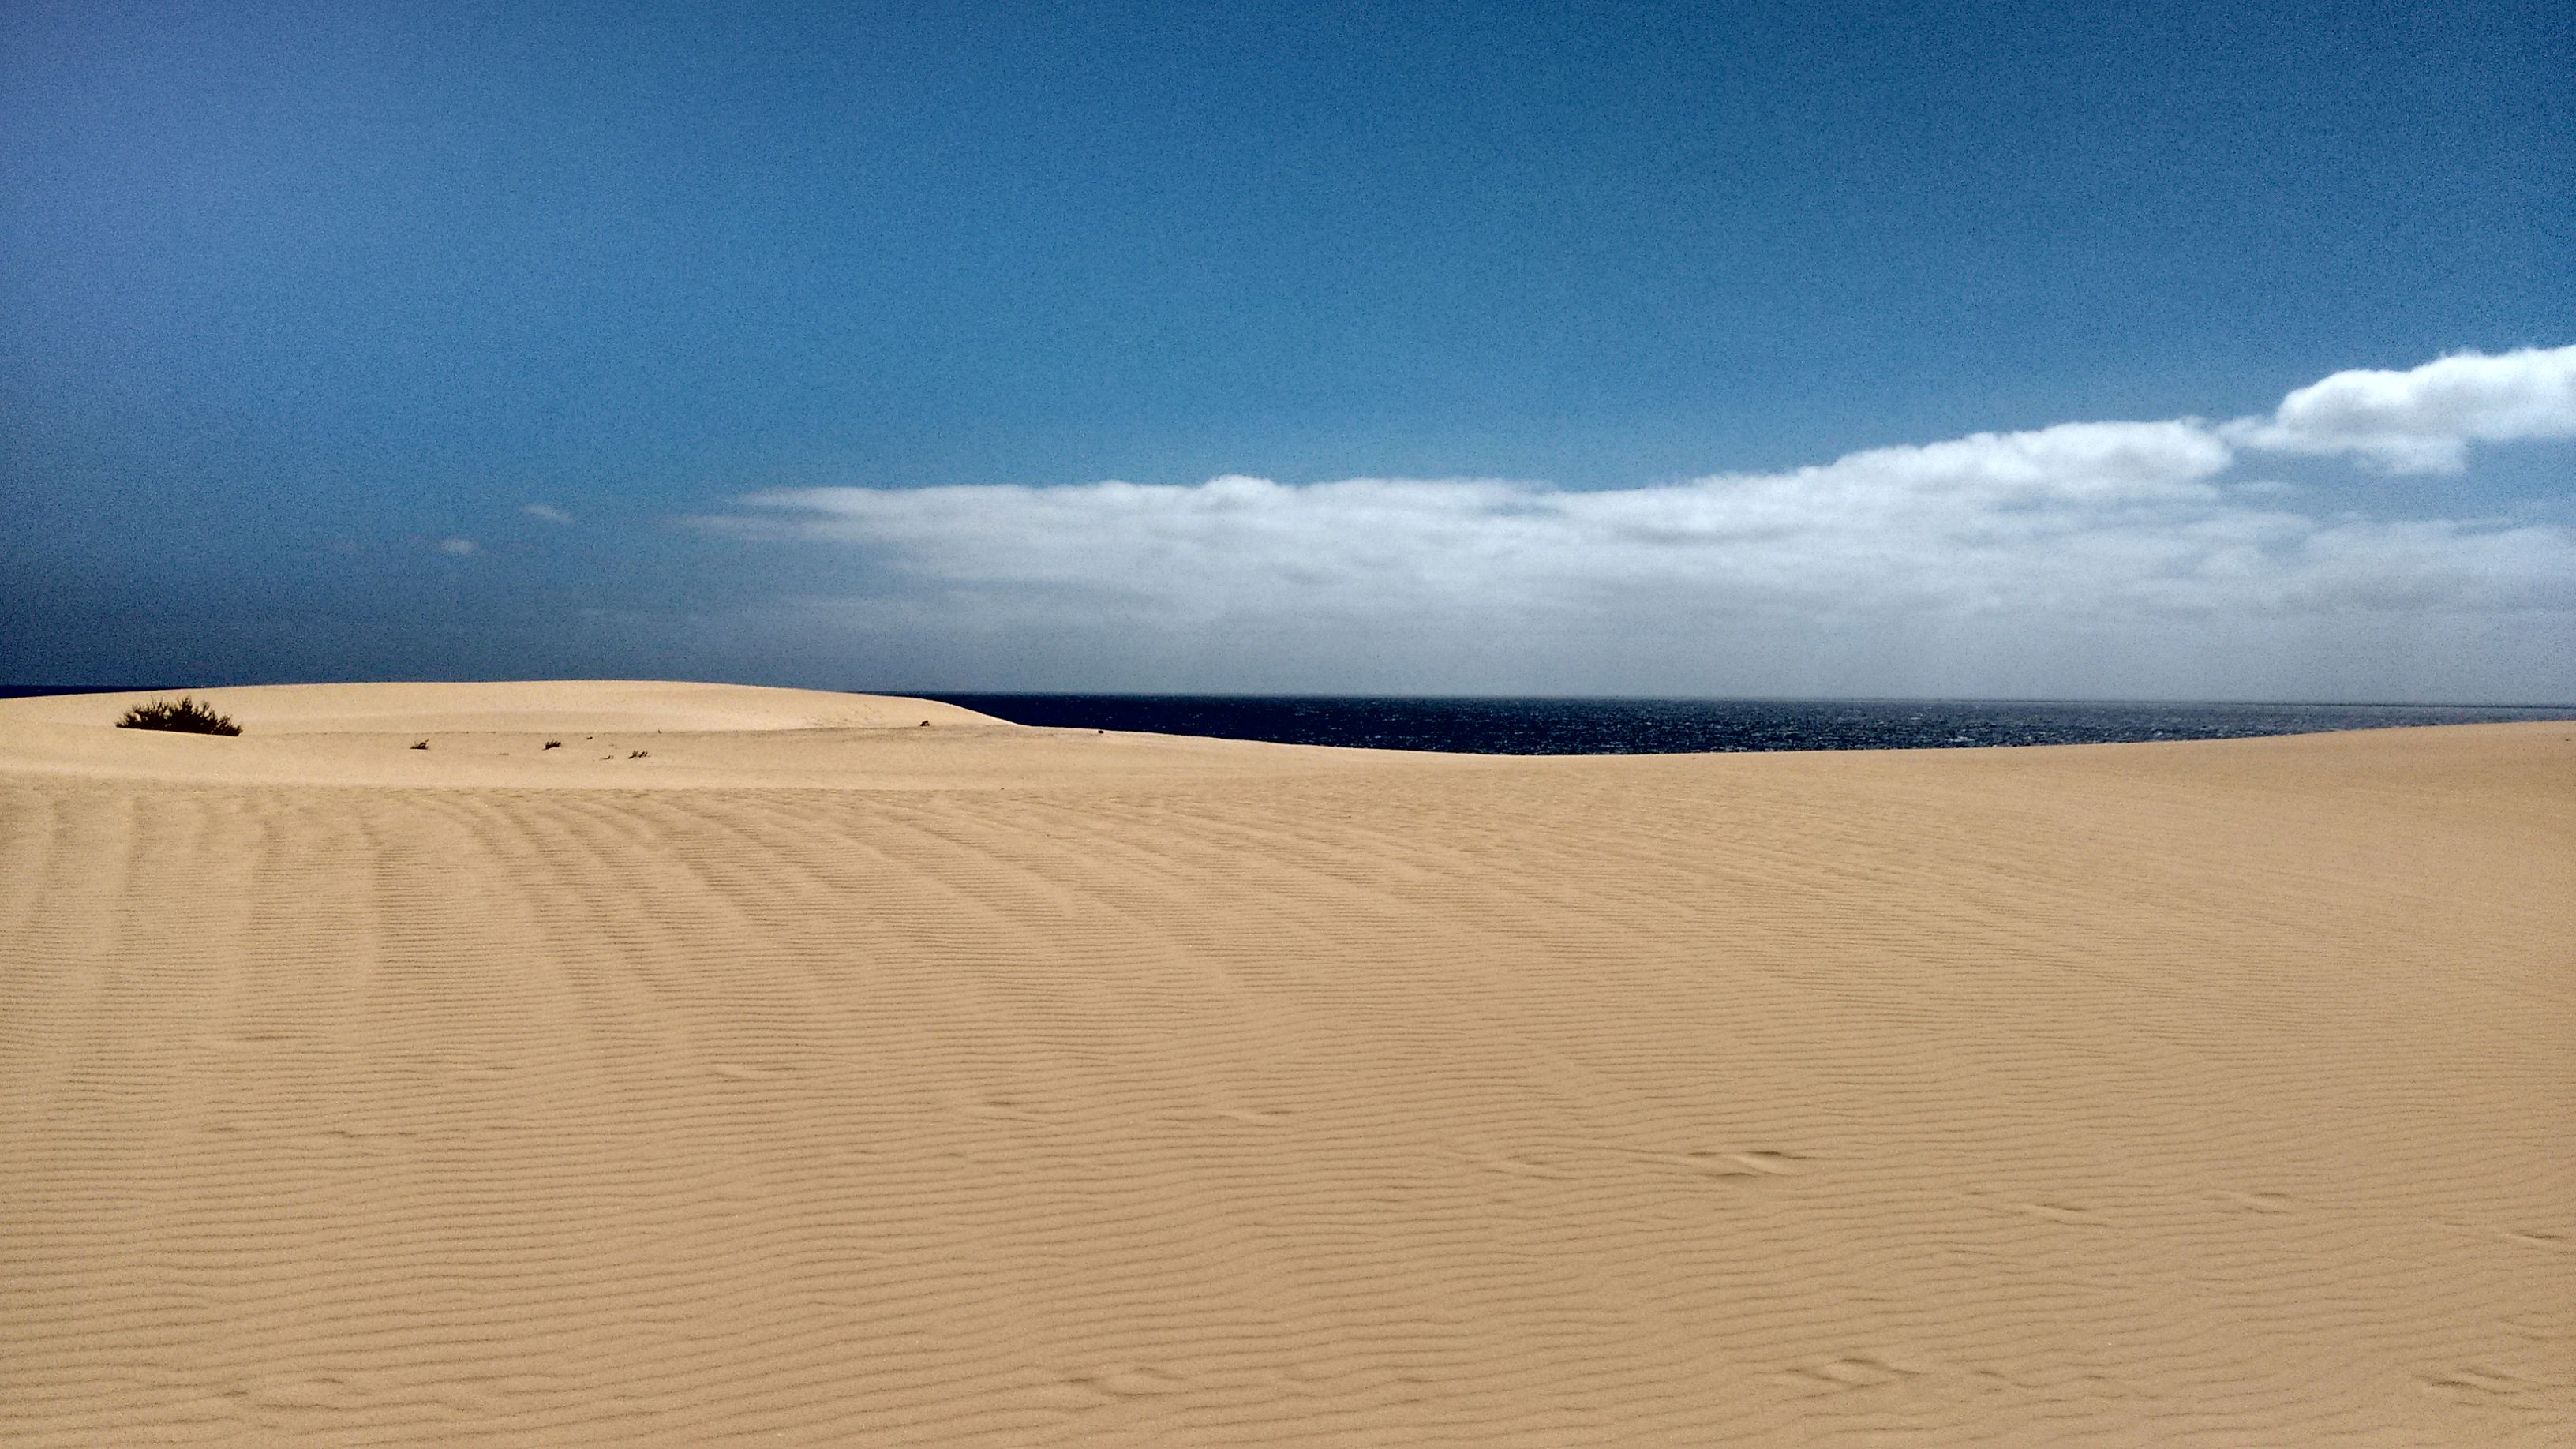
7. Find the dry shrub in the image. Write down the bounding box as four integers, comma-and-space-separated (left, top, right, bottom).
115, 697, 241, 736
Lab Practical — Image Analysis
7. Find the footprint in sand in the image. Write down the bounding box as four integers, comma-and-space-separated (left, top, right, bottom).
248, 1374, 372, 1410
1482, 1151, 1574, 1178
2417, 1366, 2531, 1402
1082, 1365, 1188, 1397
1005, 1365, 1188, 1411
950, 1090, 1041, 1120
1785, 1355, 1912, 1392
1211, 1106, 1288, 1125
1667, 1149, 1806, 1178
1960, 1187, 2100, 1225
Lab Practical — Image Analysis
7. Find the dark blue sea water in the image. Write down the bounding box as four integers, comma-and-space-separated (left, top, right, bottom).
927, 695, 2576, 755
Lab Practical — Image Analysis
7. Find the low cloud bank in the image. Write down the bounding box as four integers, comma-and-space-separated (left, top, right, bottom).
692, 346, 2576, 699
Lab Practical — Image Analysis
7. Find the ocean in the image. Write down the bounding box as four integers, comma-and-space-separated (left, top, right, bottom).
926, 695, 2576, 755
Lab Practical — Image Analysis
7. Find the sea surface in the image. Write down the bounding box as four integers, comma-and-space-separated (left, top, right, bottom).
928, 695, 2576, 755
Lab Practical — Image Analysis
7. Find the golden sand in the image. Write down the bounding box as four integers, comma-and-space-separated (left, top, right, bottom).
2, 682, 2567, 1445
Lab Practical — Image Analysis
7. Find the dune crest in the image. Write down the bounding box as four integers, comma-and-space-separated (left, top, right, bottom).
0, 679, 1005, 734
0, 681, 1417, 791
2, 687, 2568, 1446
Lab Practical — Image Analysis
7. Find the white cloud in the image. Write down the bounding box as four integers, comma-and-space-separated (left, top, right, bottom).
438, 537, 482, 556
522, 503, 575, 523
706, 419, 2565, 623
2226, 344, 2576, 474
687, 349, 2576, 698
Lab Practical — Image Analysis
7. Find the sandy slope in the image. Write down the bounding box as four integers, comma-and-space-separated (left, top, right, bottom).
2, 683, 2567, 1447
0, 682, 1412, 792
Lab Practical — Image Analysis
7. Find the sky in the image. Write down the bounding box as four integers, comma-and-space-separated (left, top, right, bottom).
3, 0, 2571, 701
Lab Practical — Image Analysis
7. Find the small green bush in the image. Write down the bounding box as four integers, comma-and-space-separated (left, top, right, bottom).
116, 697, 242, 736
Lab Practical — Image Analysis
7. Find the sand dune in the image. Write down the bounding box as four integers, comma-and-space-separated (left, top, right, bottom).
2, 683, 2567, 1446
0, 682, 1413, 792
0, 680, 1008, 734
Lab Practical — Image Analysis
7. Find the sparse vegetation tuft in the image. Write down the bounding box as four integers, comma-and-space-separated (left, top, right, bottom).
412, 740, 429, 750
544, 740, 563, 750
116, 697, 241, 736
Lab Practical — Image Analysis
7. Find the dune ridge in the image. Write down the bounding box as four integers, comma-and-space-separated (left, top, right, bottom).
0, 680, 1009, 734
2, 683, 2568, 1446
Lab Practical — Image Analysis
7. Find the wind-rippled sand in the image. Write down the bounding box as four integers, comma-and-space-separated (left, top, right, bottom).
2, 682, 2567, 1446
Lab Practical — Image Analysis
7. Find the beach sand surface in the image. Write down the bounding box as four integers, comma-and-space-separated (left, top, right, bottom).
2, 681, 2567, 1446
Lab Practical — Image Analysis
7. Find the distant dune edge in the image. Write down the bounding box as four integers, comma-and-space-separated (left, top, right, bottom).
3, 682, 2568, 1445
0, 678, 1007, 734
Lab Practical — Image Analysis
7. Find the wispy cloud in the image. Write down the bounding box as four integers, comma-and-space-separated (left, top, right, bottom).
438, 537, 483, 556
688, 347, 2576, 698
522, 503, 576, 523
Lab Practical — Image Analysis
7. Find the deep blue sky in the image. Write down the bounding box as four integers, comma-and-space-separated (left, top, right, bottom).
5, 1, 2570, 697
